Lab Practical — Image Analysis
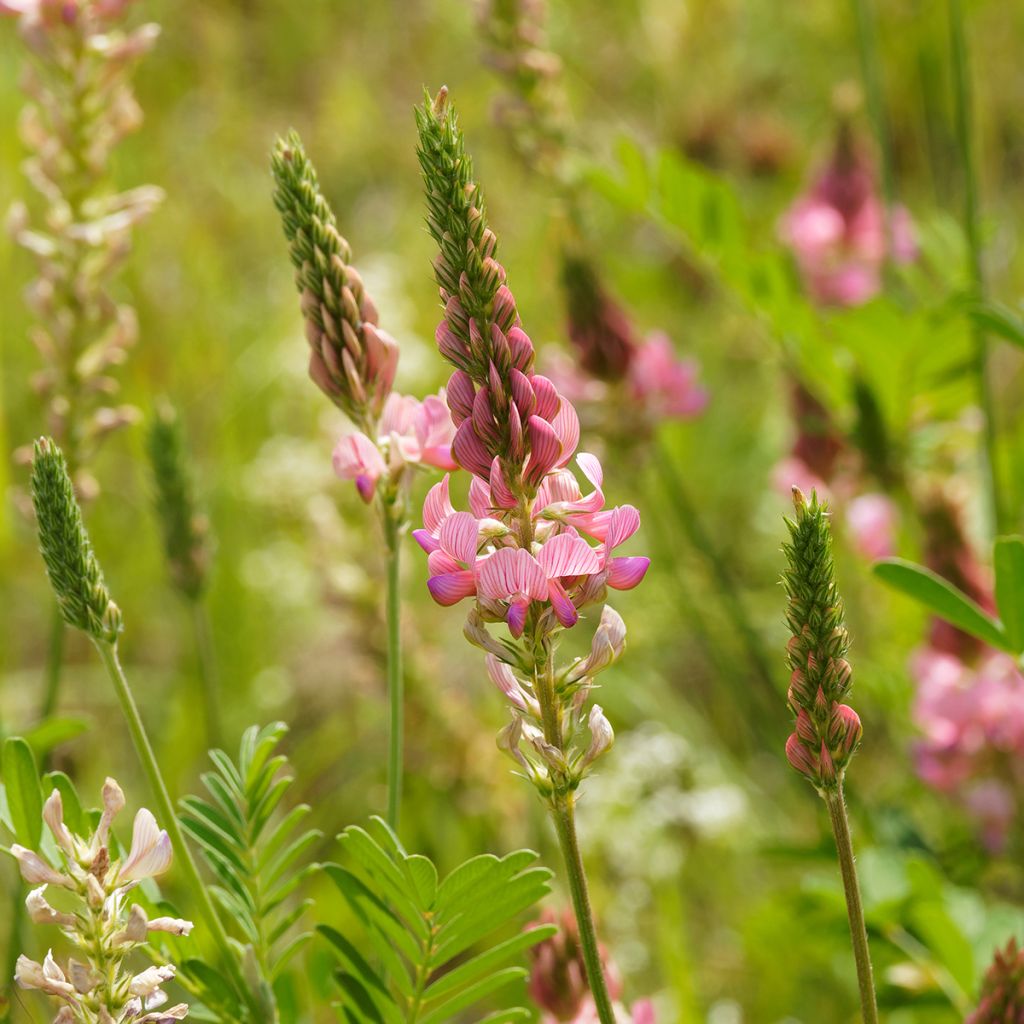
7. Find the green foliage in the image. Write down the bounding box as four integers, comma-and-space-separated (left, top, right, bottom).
874, 554, 1016, 654
179, 723, 320, 995
1, 738, 43, 848
30, 437, 122, 644
320, 817, 555, 1023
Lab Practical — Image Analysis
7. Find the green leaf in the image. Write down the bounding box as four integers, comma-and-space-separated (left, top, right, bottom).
418, 967, 527, 1024
2, 737, 43, 847
873, 559, 1010, 651
20, 716, 89, 758
970, 300, 1024, 349
994, 536, 1024, 653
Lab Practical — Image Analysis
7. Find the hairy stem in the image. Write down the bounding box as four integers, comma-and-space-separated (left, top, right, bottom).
824, 785, 879, 1024
94, 640, 269, 1023
948, 0, 1003, 534
384, 510, 404, 831
190, 599, 223, 749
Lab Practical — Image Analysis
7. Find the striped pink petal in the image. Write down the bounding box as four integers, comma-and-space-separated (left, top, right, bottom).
531, 374, 560, 420
489, 458, 517, 509
478, 547, 547, 602
439, 511, 480, 566
427, 549, 462, 575
510, 368, 537, 419
607, 556, 650, 590
412, 529, 439, 554
452, 419, 492, 478
422, 476, 455, 534
507, 595, 530, 638
551, 398, 580, 467
605, 504, 641, 551
469, 476, 493, 519
536, 533, 601, 579
524, 416, 562, 488
507, 326, 534, 371
446, 370, 475, 424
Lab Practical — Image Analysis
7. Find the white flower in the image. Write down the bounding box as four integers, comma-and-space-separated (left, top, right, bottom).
25, 886, 76, 928
42, 790, 76, 857
10, 846, 71, 888
96, 777, 126, 847
120, 809, 172, 881
138, 1005, 189, 1023
147, 917, 194, 936
129, 964, 176, 997
15, 951, 76, 1000
581, 705, 615, 768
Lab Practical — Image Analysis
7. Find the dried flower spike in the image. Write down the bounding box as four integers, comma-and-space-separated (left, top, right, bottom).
30, 437, 122, 643
6, 0, 163, 494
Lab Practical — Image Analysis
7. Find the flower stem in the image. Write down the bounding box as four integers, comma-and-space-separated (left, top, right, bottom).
550, 796, 617, 1024
38, 600, 66, 721
948, 0, 1004, 535
824, 784, 879, 1024
94, 640, 269, 1023
190, 599, 223, 749
383, 511, 404, 831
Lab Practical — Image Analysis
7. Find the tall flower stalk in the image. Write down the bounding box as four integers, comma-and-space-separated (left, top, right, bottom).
271, 133, 455, 829
146, 402, 220, 747
415, 88, 650, 1024
29, 438, 269, 1024
947, 0, 1003, 535
3, 0, 163, 722
782, 489, 878, 1024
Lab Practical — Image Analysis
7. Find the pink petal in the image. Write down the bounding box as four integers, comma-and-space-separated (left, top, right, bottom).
446, 370, 476, 424
427, 570, 477, 605
510, 368, 537, 419
551, 398, 580, 466
469, 476, 493, 519
427, 550, 462, 575
507, 326, 534, 371
489, 458, 517, 509
439, 511, 480, 566
548, 579, 580, 628
452, 419, 492, 478
524, 415, 562, 488
332, 433, 385, 483
412, 529, 439, 554
607, 555, 650, 590
536, 532, 601, 579
507, 595, 530, 638
422, 475, 455, 534
605, 504, 641, 551
530, 374, 560, 420
478, 547, 547, 601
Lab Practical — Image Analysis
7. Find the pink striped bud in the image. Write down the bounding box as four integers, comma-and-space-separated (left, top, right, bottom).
785, 734, 817, 778
446, 370, 475, 424
795, 708, 817, 744
829, 704, 862, 758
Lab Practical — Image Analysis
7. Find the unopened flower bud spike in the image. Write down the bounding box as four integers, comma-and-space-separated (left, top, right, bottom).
782, 488, 878, 1024
29, 438, 267, 1023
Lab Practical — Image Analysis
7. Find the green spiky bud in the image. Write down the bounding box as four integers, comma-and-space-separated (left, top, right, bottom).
146, 402, 212, 601
781, 488, 862, 789
271, 130, 397, 428
31, 438, 122, 644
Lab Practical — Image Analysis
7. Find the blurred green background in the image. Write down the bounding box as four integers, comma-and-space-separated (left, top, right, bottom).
3, 1, 1024, 1021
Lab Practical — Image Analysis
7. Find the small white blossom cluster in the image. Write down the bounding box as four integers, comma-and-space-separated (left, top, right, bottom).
11, 778, 191, 1024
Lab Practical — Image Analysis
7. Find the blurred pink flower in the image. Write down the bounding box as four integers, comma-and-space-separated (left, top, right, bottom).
845, 492, 897, 560
780, 130, 917, 307
627, 333, 708, 419
912, 647, 1024, 850
332, 390, 456, 502
772, 456, 830, 503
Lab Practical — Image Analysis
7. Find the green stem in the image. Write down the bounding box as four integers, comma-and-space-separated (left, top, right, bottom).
1, 870, 24, 1021
94, 640, 268, 1023
384, 511, 403, 831
190, 599, 223, 749
533, 651, 615, 1024
824, 785, 879, 1024
550, 797, 617, 1024
948, 0, 1003, 534
39, 600, 66, 721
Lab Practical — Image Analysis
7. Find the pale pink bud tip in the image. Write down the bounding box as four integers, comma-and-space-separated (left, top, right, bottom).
120, 809, 173, 881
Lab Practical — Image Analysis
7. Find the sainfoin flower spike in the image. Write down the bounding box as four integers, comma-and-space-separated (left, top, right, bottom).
780, 487, 878, 1024
416, 87, 648, 1024
966, 938, 1024, 1024
11, 778, 190, 1024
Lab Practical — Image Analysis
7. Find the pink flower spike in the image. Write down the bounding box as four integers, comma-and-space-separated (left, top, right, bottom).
333, 432, 386, 504
524, 415, 563, 489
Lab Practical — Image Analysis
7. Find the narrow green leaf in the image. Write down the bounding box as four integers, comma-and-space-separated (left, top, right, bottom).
2, 738, 43, 848
874, 559, 1010, 651
21, 717, 89, 758
418, 967, 527, 1024
994, 536, 1024, 653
